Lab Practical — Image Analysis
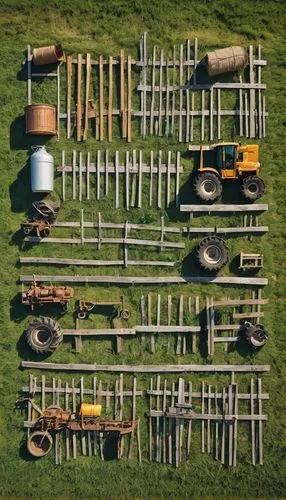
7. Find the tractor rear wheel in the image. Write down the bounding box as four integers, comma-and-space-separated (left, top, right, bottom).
26, 316, 63, 354
194, 172, 222, 202
242, 176, 265, 200
27, 431, 53, 457
197, 236, 228, 271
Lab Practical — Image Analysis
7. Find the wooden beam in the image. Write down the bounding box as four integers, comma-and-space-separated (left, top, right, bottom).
77, 54, 82, 141
21, 361, 271, 373
20, 275, 268, 286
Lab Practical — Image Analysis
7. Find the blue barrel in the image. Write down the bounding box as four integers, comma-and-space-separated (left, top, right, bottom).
30, 146, 54, 193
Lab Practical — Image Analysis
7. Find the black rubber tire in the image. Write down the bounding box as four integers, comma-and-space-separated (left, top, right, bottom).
194, 172, 222, 202
241, 176, 265, 200
244, 322, 268, 348
197, 236, 228, 271
26, 316, 63, 354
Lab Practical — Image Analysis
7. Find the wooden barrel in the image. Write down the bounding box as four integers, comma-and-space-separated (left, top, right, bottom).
33, 44, 64, 65
25, 104, 57, 135
206, 46, 248, 76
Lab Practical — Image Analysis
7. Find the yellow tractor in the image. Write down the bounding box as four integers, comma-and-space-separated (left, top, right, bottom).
190, 143, 265, 202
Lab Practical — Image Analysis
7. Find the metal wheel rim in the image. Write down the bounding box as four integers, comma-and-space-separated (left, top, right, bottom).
246, 182, 259, 194
33, 326, 52, 346
203, 245, 222, 265
201, 179, 217, 195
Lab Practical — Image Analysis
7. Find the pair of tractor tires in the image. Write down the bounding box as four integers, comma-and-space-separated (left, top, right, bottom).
194, 172, 265, 202
26, 316, 63, 354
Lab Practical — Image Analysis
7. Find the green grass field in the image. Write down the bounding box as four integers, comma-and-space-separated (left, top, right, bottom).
0, 0, 286, 498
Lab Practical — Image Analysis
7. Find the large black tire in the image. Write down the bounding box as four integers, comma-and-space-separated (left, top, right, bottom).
194, 172, 222, 202
244, 322, 268, 348
197, 236, 228, 271
241, 176, 265, 200
26, 316, 63, 354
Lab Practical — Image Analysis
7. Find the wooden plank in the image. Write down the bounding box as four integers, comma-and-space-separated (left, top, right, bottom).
166, 151, 171, 208
186, 40, 190, 142
27, 45, 32, 105
179, 44, 183, 142
77, 54, 82, 141
249, 45, 255, 138
258, 378, 263, 465
105, 149, 109, 196
57, 64, 60, 140
125, 151, 130, 210
20, 275, 268, 286
84, 151, 90, 200
131, 150, 136, 207
21, 361, 271, 373
66, 56, 72, 138
209, 88, 213, 140
193, 38, 198, 86
79, 152, 83, 201
61, 151, 65, 201
25, 236, 185, 249
165, 57, 170, 136
150, 45, 156, 134
80, 209, 84, 245
137, 416, 142, 464
239, 75, 243, 136
186, 381, 192, 458
127, 55, 132, 142
155, 375, 160, 462
245, 90, 249, 138
201, 90, 205, 141
72, 150, 76, 200
120, 49, 126, 138
158, 49, 163, 136
142, 33, 147, 137
171, 46, 176, 134
175, 152, 180, 208
138, 150, 142, 208
20, 257, 177, 267
97, 212, 102, 250
83, 53, 91, 141
221, 386, 226, 464
128, 376, 137, 459
207, 384, 211, 453
215, 386, 219, 460
115, 150, 119, 208
99, 55, 104, 141
258, 45, 262, 139
228, 383, 233, 466
262, 95, 266, 137
233, 382, 238, 466
201, 381, 205, 452
108, 56, 113, 142
180, 204, 268, 213
251, 377, 256, 465
217, 88, 221, 140
157, 150, 162, 209
190, 92, 194, 141
149, 150, 154, 206
97, 150, 101, 200
149, 378, 153, 461
162, 379, 167, 463
71, 378, 77, 458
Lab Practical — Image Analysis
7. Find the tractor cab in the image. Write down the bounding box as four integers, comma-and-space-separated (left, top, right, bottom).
215, 143, 238, 178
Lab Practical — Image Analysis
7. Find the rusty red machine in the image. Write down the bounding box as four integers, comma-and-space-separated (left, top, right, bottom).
21, 200, 60, 238
24, 401, 137, 459
22, 280, 74, 311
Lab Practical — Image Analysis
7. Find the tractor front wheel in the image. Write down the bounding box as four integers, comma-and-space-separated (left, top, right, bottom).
197, 236, 228, 271
242, 176, 265, 200
26, 316, 63, 354
194, 172, 222, 202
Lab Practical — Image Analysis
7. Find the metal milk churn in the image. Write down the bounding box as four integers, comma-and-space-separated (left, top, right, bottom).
30, 146, 54, 193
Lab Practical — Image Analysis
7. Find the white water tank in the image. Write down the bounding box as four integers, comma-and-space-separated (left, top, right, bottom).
30, 146, 54, 193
